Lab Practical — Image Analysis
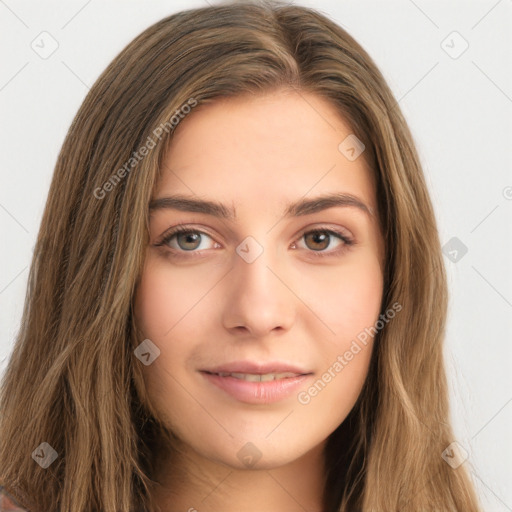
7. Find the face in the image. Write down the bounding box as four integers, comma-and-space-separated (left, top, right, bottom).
134, 89, 385, 472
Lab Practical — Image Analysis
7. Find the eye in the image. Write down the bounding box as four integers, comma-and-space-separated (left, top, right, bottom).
155, 225, 218, 255
154, 224, 354, 259
292, 227, 354, 258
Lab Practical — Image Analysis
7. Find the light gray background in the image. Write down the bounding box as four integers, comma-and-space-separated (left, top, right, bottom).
1, 1, 511, 509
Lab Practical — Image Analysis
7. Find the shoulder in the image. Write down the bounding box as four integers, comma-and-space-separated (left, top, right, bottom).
0, 486, 29, 512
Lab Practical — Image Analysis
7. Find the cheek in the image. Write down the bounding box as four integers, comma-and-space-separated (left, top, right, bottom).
307, 254, 384, 341
133, 262, 197, 426
134, 256, 204, 338
133, 256, 209, 389
308, 255, 382, 398
342, 265, 382, 334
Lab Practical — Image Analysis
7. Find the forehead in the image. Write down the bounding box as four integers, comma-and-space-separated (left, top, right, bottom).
156, 89, 376, 215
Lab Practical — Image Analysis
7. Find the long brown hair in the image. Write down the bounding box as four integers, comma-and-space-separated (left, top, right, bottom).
0, 1, 481, 510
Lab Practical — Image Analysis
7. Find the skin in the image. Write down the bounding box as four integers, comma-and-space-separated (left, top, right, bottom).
133, 88, 385, 512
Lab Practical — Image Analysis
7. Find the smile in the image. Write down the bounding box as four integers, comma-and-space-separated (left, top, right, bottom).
207, 371, 302, 382
200, 370, 313, 404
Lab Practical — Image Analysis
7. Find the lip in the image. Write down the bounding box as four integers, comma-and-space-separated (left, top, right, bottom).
201, 361, 311, 375
199, 361, 313, 405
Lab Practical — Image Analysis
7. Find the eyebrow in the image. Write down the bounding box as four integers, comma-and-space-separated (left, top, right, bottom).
148, 192, 373, 220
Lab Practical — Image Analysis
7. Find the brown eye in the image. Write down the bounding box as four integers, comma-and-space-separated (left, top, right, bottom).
303, 231, 332, 251
293, 227, 354, 259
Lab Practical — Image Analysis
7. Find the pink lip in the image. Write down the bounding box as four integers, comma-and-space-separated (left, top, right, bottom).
200, 372, 312, 404
199, 361, 313, 404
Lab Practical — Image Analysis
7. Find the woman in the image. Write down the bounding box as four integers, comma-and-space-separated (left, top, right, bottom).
0, 1, 481, 510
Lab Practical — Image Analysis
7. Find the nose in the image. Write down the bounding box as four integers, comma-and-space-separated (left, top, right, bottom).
221, 241, 296, 338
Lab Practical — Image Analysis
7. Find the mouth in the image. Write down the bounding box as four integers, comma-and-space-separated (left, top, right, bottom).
202, 371, 305, 382
199, 362, 313, 404
201, 360, 311, 376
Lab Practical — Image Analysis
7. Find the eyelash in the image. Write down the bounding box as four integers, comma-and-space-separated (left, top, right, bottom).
155, 224, 354, 260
